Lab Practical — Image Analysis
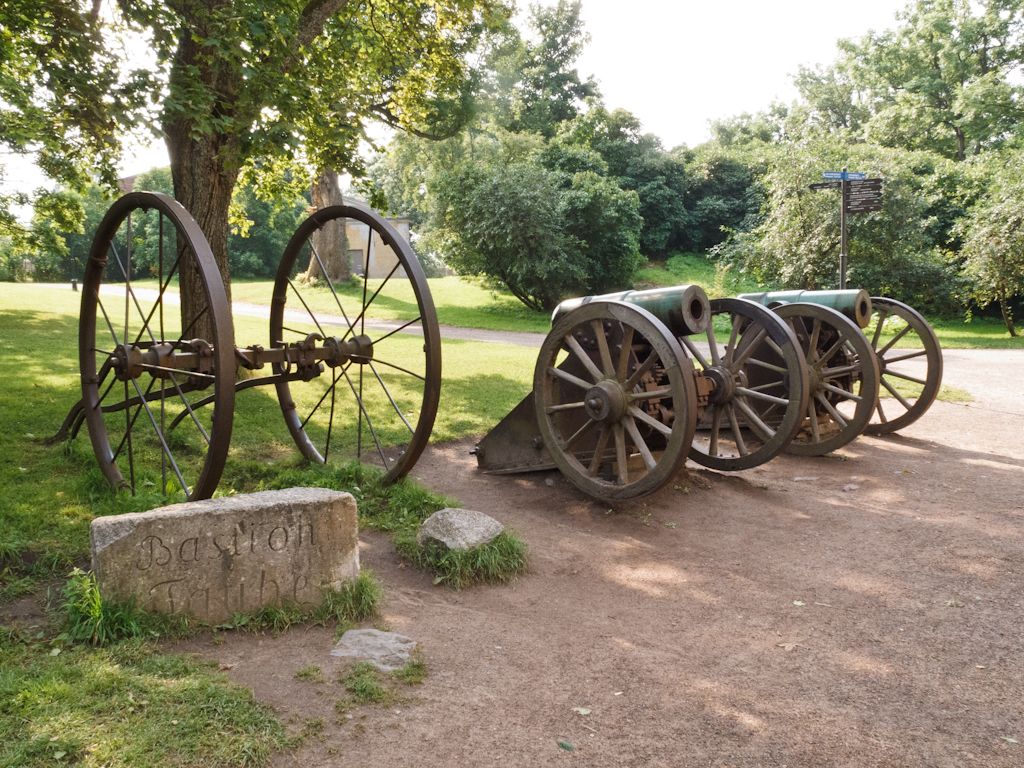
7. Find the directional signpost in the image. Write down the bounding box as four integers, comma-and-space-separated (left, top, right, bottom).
809, 168, 883, 289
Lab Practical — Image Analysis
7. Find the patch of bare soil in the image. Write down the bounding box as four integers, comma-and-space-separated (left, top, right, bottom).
177, 351, 1024, 767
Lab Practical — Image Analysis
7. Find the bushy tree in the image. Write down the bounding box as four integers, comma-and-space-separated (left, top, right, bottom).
555, 106, 690, 257
956, 152, 1024, 334
433, 136, 642, 310
714, 140, 960, 312
5, 0, 509, 338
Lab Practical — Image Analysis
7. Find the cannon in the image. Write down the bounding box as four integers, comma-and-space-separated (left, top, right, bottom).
474, 285, 812, 499
738, 289, 943, 454
55, 192, 442, 501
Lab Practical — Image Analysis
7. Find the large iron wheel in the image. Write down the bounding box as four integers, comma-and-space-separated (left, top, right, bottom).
533, 301, 697, 500
863, 297, 943, 435
271, 202, 441, 482
681, 298, 809, 471
775, 303, 880, 456
79, 192, 235, 501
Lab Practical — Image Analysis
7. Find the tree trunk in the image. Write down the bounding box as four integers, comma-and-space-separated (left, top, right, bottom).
303, 168, 350, 283
998, 294, 1018, 337
165, 127, 241, 349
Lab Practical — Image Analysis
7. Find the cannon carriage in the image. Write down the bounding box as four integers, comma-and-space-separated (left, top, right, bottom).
59, 192, 943, 504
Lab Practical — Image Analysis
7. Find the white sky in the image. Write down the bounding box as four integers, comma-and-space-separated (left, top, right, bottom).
3, 0, 907, 206
568, 0, 906, 149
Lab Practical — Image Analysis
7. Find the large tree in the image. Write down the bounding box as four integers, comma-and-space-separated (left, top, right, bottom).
4, 0, 506, 325
797, 0, 1024, 160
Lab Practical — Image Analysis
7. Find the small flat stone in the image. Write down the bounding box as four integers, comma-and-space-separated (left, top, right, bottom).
331, 628, 417, 671
417, 508, 503, 551
842, 483, 861, 492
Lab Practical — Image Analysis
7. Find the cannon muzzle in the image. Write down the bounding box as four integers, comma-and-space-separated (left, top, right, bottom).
551, 284, 711, 335
736, 289, 872, 328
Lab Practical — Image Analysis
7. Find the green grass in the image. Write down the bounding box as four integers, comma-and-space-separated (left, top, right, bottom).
634, 252, 761, 298
0, 634, 289, 768
0, 283, 536, 590
293, 665, 324, 683
338, 662, 394, 706
225, 275, 552, 334
395, 530, 528, 590
391, 657, 427, 685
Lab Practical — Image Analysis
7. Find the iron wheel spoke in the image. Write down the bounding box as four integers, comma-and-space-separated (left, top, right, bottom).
368, 361, 415, 434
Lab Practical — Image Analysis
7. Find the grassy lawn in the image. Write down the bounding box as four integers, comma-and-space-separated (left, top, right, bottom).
228, 275, 552, 334
0, 282, 537, 766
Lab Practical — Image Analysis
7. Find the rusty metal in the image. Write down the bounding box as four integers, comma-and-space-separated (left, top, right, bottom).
552, 284, 711, 336
738, 289, 872, 328
59, 193, 442, 501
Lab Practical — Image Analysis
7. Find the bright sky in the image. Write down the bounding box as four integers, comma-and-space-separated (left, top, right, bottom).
4, 0, 907, 205
568, 0, 906, 149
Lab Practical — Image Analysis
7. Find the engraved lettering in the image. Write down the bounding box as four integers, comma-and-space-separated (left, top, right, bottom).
148, 578, 185, 613
297, 519, 314, 547
267, 526, 289, 552
136, 536, 172, 571
259, 570, 280, 604
292, 574, 309, 602
178, 537, 200, 563
188, 586, 211, 615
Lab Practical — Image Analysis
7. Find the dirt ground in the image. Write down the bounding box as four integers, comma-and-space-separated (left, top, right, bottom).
180, 348, 1023, 768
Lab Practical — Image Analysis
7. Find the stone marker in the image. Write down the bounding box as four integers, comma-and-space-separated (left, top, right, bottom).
331, 628, 417, 671
91, 488, 358, 623
417, 507, 504, 551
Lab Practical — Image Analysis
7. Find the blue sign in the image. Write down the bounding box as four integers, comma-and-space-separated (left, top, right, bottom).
823, 171, 866, 181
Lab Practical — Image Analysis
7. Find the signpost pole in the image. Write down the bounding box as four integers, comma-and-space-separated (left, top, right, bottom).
839, 167, 848, 289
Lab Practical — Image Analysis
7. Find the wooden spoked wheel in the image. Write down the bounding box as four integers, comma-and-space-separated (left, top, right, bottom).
271, 202, 442, 482
533, 301, 697, 500
79, 192, 236, 501
681, 298, 809, 471
774, 303, 880, 456
863, 297, 943, 435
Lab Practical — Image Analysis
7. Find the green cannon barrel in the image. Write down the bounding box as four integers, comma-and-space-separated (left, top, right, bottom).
737, 289, 872, 328
551, 284, 711, 336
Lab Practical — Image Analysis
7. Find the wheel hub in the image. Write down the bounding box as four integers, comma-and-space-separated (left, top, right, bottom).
704, 366, 736, 404
112, 343, 145, 381
584, 380, 627, 423
323, 334, 374, 367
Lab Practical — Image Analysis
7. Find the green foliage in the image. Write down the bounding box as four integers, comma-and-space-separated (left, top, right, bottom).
437, 154, 581, 310
391, 657, 427, 685
955, 151, 1024, 334
216, 572, 381, 635
798, 0, 1024, 160
395, 530, 528, 590
496, 0, 598, 136
420, 129, 642, 310
0, 0, 158, 226
714, 139, 962, 313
